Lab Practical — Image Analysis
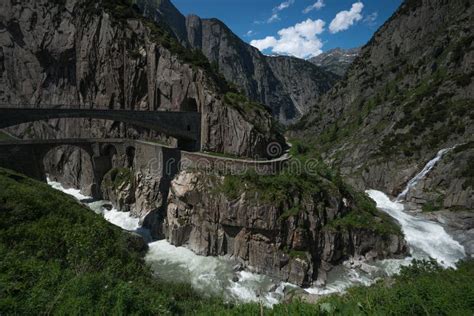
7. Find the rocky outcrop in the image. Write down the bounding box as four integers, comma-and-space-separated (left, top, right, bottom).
136, 0, 338, 123
0, 0, 284, 193
162, 170, 407, 286
0, 0, 280, 158
101, 168, 136, 212
309, 47, 360, 77
296, 0, 474, 213
44, 145, 96, 196
403, 143, 474, 213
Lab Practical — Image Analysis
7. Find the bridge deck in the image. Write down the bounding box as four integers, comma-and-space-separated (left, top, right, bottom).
0, 108, 201, 147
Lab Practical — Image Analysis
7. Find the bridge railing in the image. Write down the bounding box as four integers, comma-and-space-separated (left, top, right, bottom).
0, 104, 93, 109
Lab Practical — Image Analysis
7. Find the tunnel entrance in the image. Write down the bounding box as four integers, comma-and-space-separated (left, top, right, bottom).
180, 98, 198, 112
102, 144, 119, 169
126, 146, 136, 168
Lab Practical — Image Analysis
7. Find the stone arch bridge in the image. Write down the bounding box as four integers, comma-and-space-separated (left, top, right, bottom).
0, 107, 201, 151
0, 139, 144, 198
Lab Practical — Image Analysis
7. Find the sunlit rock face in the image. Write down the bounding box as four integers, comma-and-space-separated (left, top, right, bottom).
162, 170, 407, 287
136, 0, 339, 124
295, 0, 474, 213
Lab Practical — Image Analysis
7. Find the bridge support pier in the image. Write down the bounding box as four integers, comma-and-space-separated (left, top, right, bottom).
90, 155, 114, 200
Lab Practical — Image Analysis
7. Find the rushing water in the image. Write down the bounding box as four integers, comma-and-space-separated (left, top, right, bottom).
396, 147, 455, 202
47, 146, 467, 305
367, 147, 466, 268
366, 190, 465, 268
46, 178, 289, 306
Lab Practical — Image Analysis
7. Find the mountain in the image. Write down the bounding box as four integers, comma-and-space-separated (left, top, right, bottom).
309, 47, 361, 77
135, 0, 338, 123
0, 0, 281, 159
295, 0, 473, 213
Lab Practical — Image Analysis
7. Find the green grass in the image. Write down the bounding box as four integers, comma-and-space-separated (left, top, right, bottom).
312, 259, 474, 315
0, 167, 222, 314
219, 141, 401, 237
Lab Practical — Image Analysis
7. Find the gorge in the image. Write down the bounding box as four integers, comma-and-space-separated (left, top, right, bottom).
45, 142, 467, 305
0, 0, 473, 314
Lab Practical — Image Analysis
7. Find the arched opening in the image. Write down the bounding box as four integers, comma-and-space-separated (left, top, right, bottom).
180, 98, 198, 112
43, 145, 95, 197
101, 144, 119, 168
126, 146, 136, 168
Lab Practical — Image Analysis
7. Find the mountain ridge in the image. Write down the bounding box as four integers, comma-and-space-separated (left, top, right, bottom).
309, 47, 361, 77
294, 0, 473, 214
135, 0, 338, 123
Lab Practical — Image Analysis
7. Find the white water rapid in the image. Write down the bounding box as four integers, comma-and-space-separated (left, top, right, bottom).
366, 146, 465, 268
366, 190, 465, 268
46, 178, 290, 306
396, 147, 455, 201
46, 144, 466, 305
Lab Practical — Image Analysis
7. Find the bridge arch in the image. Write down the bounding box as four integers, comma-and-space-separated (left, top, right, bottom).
0, 108, 201, 151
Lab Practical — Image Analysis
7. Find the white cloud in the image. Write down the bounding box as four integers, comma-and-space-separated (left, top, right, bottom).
250, 36, 278, 51
257, 0, 295, 24
329, 2, 364, 34
364, 11, 378, 26
267, 13, 280, 23
303, 0, 325, 14
244, 30, 256, 37
276, 0, 295, 11
250, 19, 325, 59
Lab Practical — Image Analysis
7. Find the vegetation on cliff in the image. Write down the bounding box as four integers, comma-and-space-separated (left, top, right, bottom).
103, 167, 133, 191
96, 0, 281, 146
0, 167, 473, 314
219, 141, 401, 237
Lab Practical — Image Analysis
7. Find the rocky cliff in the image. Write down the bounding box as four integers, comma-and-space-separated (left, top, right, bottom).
0, 0, 280, 159
295, 0, 474, 212
162, 170, 406, 286
98, 149, 407, 286
309, 47, 360, 77
136, 0, 338, 123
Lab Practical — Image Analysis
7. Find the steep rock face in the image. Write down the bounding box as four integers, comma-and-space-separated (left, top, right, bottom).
136, 0, 338, 123
403, 143, 474, 212
309, 48, 360, 77
296, 0, 474, 211
0, 0, 278, 158
44, 145, 96, 196
163, 171, 406, 286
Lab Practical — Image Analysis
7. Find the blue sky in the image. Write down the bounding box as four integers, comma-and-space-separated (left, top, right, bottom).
172, 0, 401, 59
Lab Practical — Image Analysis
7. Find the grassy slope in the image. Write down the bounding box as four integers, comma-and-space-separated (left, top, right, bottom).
0, 167, 473, 314
0, 167, 222, 314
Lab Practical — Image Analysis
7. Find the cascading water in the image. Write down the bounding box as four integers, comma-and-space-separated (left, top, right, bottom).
366, 146, 465, 268
366, 190, 465, 267
396, 147, 455, 202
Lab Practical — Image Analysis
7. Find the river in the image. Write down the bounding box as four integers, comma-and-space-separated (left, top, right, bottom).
46, 146, 466, 305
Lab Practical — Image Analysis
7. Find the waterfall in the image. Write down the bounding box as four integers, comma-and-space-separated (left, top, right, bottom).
396, 147, 455, 202
366, 145, 465, 268
366, 190, 465, 268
